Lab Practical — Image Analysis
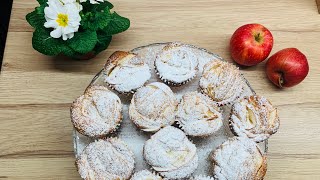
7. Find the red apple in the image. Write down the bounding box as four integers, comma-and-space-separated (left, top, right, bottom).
266, 48, 309, 88
230, 24, 273, 66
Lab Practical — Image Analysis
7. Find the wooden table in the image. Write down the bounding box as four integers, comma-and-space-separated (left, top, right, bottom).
1, 0, 319, 179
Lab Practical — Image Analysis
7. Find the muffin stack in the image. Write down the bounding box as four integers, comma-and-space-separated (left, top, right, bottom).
70, 43, 280, 180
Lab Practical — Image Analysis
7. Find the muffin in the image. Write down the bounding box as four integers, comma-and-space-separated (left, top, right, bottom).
176, 91, 223, 137
130, 170, 163, 180
76, 138, 135, 180
104, 51, 151, 94
144, 126, 198, 179
229, 95, 280, 142
199, 60, 244, 106
190, 175, 215, 180
211, 137, 267, 180
155, 42, 199, 86
71, 85, 122, 137
129, 82, 178, 132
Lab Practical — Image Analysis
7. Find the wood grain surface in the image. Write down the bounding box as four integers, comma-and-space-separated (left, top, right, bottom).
1, 0, 320, 179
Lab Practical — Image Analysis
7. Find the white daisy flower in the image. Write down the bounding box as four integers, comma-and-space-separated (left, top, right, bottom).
44, 0, 81, 40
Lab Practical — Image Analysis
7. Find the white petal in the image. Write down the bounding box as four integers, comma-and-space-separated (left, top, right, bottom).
67, 33, 74, 39
76, 3, 83, 11
44, 7, 57, 19
48, 0, 64, 13
50, 27, 62, 38
47, 0, 56, 6
65, 3, 82, 16
62, 26, 74, 34
44, 20, 58, 28
65, 5, 77, 14
68, 21, 80, 28
62, 0, 76, 4
62, 34, 68, 41
54, 2, 66, 14
90, 0, 100, 4
68, 13, 80, 20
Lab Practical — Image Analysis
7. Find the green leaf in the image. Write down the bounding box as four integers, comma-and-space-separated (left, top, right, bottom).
62, 46, 77, 57
81, 7, 112, 31
67, 31, 98, 54
37, 0, 47, 5
99, 1, 114, 10
94, 31, 112, 53
82, 1, 113, 11
102, 12, 130, 36
26, 6, 46, 29
32, 28, 64, 56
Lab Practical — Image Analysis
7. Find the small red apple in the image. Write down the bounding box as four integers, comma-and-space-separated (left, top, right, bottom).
230, 24, 273, 66
266, 48, 309, 88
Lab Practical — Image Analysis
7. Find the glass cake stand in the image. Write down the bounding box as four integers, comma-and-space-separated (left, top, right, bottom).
73, 42, 267, 176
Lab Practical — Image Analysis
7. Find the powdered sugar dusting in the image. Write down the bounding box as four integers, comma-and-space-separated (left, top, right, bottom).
104, 52, 151, 93
190, 175, 216, 180
71, 86, 122, 137
76, 138, 135, 180
130, 170, 163, 180
211, 137, 267, 180
176, 91, 223, 136
155, 42, 199, 84
129, 82, 178, 132
200, 60, 244, 105
144, 126, 198, 179
230, 95, 280, 142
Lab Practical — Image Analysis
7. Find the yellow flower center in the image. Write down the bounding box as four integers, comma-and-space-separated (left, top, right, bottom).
56, 13, 69, 27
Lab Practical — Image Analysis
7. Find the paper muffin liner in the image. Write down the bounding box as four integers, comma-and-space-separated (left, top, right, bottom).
131, 169, 164, 180
228, 114, 239, 136
154, 65, 197, 87
190, 175, 216, 180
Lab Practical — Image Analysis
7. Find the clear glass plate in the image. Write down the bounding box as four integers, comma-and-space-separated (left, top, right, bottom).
73, 42, 267, 176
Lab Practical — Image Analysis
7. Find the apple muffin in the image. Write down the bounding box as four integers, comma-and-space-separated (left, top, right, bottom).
176, 91, 223, 137
129, 82, 178, 132
155, 42, 199, 86
104, 51, 151, 94
71, 85, 122, 137
199, 60, 244, 106
229, 95, 280, 142
211, 137, 267, 180
76, 138, 135, 180
144, 126, 198, 179
130, 170, 163, 180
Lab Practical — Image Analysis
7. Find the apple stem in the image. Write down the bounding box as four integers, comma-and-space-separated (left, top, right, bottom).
255, 33, 260, 41
278, 73, 284, 88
